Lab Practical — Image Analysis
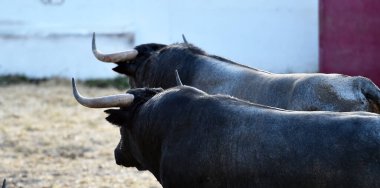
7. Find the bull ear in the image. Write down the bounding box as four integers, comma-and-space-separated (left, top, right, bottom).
104, 109, 131, 127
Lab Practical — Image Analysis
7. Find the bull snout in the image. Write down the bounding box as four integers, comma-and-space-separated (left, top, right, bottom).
114, 147, 127, 166
114, 142, 143, 169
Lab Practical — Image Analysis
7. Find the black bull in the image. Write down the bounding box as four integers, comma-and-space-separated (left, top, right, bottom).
73, 81, 380, 188
92, 35, 380, 113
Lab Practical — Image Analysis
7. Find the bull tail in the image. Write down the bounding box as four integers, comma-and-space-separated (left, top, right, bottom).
357, 77, 380, 113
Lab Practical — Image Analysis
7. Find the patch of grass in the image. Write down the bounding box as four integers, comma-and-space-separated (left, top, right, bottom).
0, 74, 47, 86
82, 76, 130, 89
0, 74, 130, 89
0, 84, 161, 187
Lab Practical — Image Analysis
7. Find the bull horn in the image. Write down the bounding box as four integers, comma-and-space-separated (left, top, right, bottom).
72, 78, 134, 108
92, 32, 138, 63
182, 34, 189, 45
175, 70, 183, 86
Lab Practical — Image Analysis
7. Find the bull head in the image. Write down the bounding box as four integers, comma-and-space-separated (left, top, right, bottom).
72, 78, 163, 169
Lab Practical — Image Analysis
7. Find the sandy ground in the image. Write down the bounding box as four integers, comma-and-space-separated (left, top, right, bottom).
0, 80, 162, 188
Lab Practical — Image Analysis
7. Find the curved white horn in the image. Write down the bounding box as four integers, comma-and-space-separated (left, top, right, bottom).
72, 78, 134, 108
92, 32, 138, 63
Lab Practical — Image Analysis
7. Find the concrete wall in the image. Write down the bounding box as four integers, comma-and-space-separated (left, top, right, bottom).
0, 0, 318, 78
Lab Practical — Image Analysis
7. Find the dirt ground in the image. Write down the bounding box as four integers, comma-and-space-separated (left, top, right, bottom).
0, 80, 162, 188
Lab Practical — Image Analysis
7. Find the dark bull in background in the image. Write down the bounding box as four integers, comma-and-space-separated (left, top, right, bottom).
91, 33, 380, 113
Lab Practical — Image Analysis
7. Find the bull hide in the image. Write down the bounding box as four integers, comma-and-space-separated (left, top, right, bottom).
91, 86, 380, 188
92, 35, 380, 113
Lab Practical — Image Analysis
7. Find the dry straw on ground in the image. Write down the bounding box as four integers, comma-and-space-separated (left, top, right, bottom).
0, 80, 161, 188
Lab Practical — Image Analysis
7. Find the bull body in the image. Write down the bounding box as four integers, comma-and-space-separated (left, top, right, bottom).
104, 86, 380, 188
111, 43, 380, 113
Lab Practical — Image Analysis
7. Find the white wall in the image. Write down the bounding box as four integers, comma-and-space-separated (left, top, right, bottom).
0, 0, 318, 78
0, 0, 135, 79
134, 0, 319, 73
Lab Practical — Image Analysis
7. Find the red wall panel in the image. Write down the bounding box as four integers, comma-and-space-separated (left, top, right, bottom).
319, 0, 380, 86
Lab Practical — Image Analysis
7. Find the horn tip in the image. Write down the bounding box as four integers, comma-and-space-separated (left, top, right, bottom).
92, 32, 98, 52
182, 34, 188, 44
175, 69, 183, 86
92, 33, 96, 49
71, 78, 77, 93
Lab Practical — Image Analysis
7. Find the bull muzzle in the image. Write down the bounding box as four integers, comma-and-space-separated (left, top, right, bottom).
92, 32, 138, 63
72, 78, 134, 108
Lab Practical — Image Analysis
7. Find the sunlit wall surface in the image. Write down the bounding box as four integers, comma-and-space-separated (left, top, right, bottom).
0, 0, 318, 78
